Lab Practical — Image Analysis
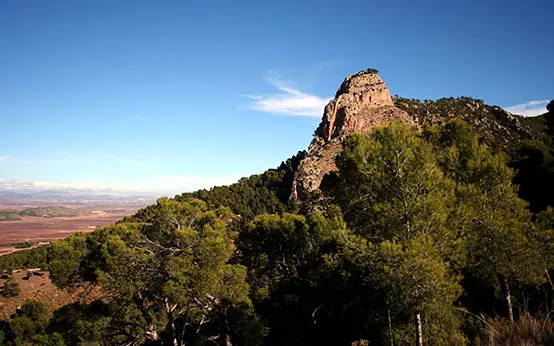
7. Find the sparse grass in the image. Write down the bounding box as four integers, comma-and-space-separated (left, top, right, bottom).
0, 270, 103, 320
477, 313, 554, 346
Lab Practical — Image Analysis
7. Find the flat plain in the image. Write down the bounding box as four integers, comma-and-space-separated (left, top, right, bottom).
0, 211, 135, 252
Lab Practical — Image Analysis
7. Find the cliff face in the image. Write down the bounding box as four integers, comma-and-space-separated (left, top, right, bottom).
291, 69, 415, 202
291, 69, 546, 203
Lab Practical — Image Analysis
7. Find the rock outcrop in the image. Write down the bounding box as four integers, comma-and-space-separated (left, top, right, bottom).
291, 69, 416, 202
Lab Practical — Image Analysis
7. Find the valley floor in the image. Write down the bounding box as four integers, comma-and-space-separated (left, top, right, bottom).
0, 212, 133, 250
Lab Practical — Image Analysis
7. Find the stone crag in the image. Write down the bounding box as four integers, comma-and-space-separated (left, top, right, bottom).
291, 69, 416, 202
291, 69, 545, 204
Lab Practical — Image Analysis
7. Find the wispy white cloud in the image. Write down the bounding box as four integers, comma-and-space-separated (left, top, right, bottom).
505, 100, 549, 117
244, 72, 331, 117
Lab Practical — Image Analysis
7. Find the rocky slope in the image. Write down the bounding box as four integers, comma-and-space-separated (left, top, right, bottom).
394, 96, 543, 152
291, 69, 415, 202
291, 69, 545, 203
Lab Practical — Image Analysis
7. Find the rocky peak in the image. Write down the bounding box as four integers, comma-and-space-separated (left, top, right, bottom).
314, 69, 398, 141
291, 69, 415, 202
336, 68, 393, 102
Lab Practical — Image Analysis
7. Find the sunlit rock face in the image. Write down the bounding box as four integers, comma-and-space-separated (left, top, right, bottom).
291, 69, 415, 202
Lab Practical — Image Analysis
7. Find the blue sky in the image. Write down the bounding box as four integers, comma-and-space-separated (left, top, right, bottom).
1, 0, 553, 196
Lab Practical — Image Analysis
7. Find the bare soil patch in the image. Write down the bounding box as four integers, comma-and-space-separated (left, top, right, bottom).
0, 212, 132, 245
0, 270, 103, 320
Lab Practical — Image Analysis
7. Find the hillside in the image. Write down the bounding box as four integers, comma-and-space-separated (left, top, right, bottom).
0, 206, 79, 221
291, 69, 545, 205
0, 211, 21, 222
124, 150, 305, 226
393, 96, 545, 152
0, 270, 102, 321
0, 70, 552, 346
18, 206, 79, 218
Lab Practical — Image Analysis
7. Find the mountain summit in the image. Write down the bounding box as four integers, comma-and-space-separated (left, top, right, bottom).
291, 69, 546, 203
291, 69, 415, 202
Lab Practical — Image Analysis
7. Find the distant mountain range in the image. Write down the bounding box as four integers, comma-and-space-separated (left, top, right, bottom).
0, 179, 153, 195
0, 180, 156, 206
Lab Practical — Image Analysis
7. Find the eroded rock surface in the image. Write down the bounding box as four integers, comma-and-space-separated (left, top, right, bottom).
291, 69, 415, 202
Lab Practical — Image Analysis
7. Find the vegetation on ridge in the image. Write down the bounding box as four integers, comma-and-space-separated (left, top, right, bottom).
1, 99, 554, 345
393, 96, 543, 152
18, 206, 79, 218
0, 206, 79, 221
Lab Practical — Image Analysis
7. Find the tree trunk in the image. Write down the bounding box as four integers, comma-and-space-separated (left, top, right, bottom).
225, 334, 232, 346
145, 323, 159, 342
133, 293, 159, 342
169, 319, 178, 346
543, 284, 552, 314
388, 309, 394, 346
499, 275, 514, 325
165, 300, 179, 346
416, 311, 423, 346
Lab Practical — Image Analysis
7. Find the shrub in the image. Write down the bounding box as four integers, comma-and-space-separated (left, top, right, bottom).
2, 278, 20, 298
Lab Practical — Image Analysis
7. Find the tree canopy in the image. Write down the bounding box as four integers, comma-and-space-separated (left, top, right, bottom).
2, 121, 554, 345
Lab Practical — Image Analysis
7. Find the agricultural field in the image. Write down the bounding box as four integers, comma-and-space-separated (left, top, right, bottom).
0, 209, 136, 252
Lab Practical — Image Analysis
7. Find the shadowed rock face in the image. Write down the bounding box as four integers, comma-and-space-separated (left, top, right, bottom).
291, 69, 415, 202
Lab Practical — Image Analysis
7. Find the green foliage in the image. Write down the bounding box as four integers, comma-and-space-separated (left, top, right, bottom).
424, 120, 545, 284
545, 100, 554, 138
237, 209, 348, 345
178, 152, 305, 219
394, 95, 541, 152
14, 242, 35, 249
1, 278, 20, 298
46, 233, 89, 288
330, 121, 547, 344
46, 300, 141, 345
122, 152, 306, 237
44, 198, 262, 345
0, 210, 21, 221
0, 246, 47, 272
328, 123, 467, 344
333, 124, 455, 243
240, 211, 342, 302
510, 139, 554, 211
0, 300, 65, 346
2, 120, 554, 345
509, 101, 554, 212
343, 235, 465, 345
19, 206, 78, 218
